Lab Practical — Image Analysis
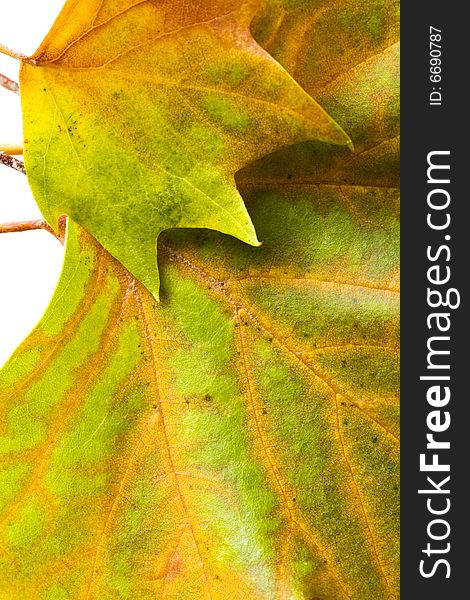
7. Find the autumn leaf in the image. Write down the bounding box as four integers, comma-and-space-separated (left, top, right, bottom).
0, 190, 399, 598
248, 0, 400, 188
20, 0, 350, 298
0, 0, 399, 597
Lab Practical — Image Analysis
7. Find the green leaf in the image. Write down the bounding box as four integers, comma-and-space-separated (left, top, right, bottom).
0, 178, 398, 596
20, 0, 350, 298
0, 178, 398, 599
1, 0, 399, 596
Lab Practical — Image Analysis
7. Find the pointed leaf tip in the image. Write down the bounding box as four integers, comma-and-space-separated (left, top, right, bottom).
20, 0, 352, 297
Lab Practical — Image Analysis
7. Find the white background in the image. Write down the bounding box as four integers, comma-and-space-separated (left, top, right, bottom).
0, 1, 66, 366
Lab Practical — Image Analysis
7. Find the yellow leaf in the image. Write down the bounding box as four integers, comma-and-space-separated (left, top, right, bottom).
20, 0, 350, 298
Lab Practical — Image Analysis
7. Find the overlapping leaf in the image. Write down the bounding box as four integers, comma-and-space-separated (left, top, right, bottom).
0, 192, 399, 598
20, 0, 350, 298
0, 0, 399, 597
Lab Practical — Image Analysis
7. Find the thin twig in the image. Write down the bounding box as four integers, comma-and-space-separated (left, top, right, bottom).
0, 152, 25, 174
0, 219, 52, 235
0, 144, 23, 155
0, 72, 19, 94
0, 216, 66, 244
0, 43, 34, 63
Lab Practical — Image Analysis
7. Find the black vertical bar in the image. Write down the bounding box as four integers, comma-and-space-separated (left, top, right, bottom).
401, 4, 469, 598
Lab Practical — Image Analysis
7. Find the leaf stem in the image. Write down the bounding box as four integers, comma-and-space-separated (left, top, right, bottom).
0, 72, 19, 94
0, 144, 23, 155
0, 219, 52, 235
0, 152, 25, 173
0, 216, 66, 244
0, 43, 34, 63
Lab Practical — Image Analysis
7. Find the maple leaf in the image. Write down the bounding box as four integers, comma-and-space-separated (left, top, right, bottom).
0, 0, 399, 597
0, 196, 399, 598
20, 0, 350, 298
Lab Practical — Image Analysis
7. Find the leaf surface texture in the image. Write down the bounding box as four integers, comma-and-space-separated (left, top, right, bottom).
1, 0, 399, 597
20, 0, 350, 297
